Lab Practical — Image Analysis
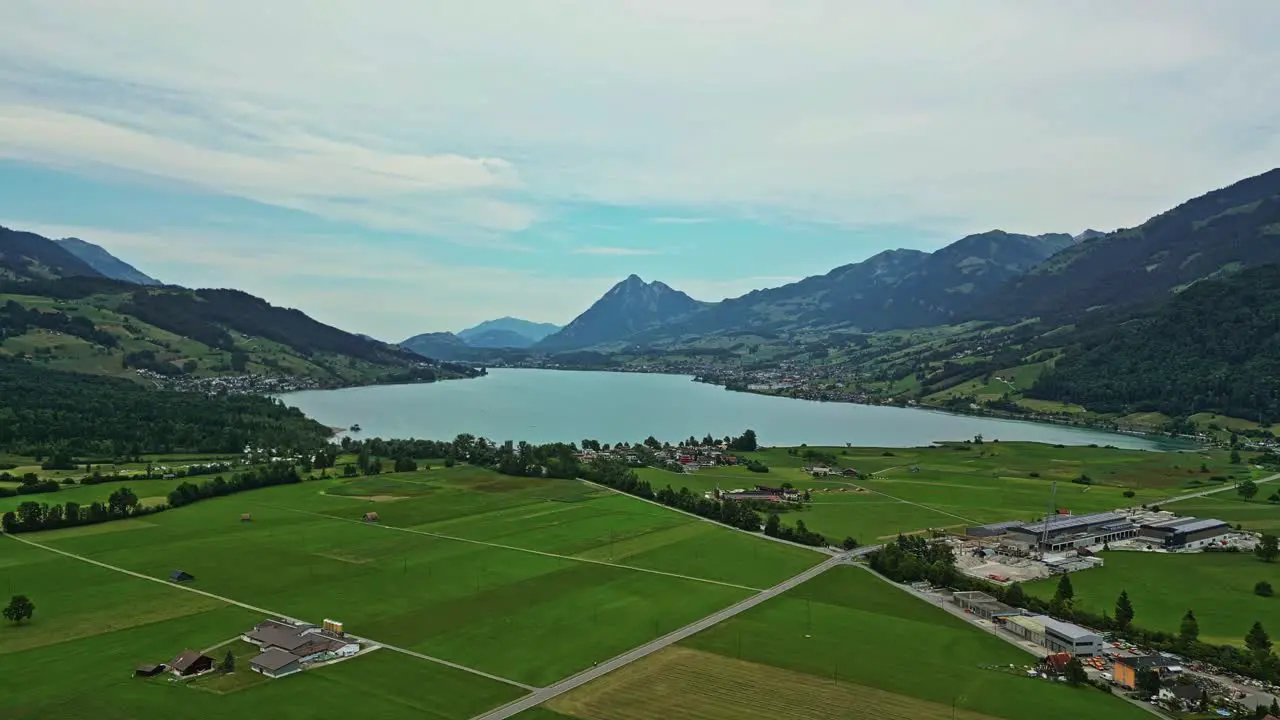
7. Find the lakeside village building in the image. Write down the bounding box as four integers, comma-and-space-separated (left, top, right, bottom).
966, 511, 1231, 554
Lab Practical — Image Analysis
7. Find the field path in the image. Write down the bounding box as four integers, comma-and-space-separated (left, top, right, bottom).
470, 552, 856, 720
589, 475, 838, 556
259, 502, 765, 592
1156, 471, 1280, 505
829, 468, 982, 526
1, 532, 536, 692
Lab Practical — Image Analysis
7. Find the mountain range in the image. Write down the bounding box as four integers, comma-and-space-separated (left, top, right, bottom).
0, 228, 473, 385
525, 168, 1280, 354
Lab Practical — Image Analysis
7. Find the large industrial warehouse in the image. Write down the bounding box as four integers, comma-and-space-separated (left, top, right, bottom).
1002, 512, 1138, 553
1137, 517, 1232, 550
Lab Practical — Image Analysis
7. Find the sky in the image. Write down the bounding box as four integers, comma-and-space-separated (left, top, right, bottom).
2, 1, 1278, 340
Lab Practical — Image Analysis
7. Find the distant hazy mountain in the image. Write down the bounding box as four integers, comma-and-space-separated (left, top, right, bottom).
54, 237, 160, 285
458, 317, 561, 348
1072, 229, 1106, 243
0, 227, 105, 281
536, 275, 705, 351
629, 230, 1073, 342
400, 331, 479, 361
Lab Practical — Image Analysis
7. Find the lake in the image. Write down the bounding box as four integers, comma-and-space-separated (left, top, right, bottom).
280, 369, 1171, 450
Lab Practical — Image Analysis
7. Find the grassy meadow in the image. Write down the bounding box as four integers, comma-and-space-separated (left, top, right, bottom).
1025, 551, 1280, 646
639, 441, 1239, 543
1, 462, 826, 717
543, 566, 1150, 720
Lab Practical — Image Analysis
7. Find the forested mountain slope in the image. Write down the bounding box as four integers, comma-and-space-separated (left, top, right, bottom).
0, 227, 105, 281
976, 168, 1280, 322
0, 357, 329, 455
1028, 263, 1280, 423
626, 231, 1072, 345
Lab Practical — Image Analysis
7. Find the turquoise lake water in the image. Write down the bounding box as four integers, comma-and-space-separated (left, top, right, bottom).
279, 368, 1170, 450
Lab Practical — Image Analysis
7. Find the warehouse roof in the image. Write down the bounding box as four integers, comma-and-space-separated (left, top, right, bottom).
1039, 616, 1099, 641
1006, 615, 1045, 633
1167, 518, 1229, 534
1016, 512, 1130, 535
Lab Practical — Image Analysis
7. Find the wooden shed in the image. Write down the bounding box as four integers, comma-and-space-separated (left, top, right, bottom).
363, 512, 380, 523
240, 513, 252, 522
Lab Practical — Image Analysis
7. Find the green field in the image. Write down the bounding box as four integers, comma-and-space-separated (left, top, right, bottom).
1025, 551, 1280, 646
1, 463, 826, 718
1170, 494, 1280, 534
639, 441, 1234, 543
543, 566, 1148, 720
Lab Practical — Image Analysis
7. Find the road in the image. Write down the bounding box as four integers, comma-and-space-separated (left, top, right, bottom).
470, 552, 853, 720
1158, 471, 1280, 505
2, 532, 534, 691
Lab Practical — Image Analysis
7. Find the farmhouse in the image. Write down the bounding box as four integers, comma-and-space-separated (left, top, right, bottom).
133, 664, 165, 677
1137, 517, 1231, 550
243, 618, 360, 679
169, 570, 194, 583
168, 649, 215, 677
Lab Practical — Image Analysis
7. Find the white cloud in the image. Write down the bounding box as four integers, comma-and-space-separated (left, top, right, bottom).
571, 246, 663, 256
1, 0, 1277, 238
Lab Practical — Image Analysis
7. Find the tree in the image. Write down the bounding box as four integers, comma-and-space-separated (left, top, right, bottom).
763, 513, 781, 538
1255, 580, 1274, 597
1004, 582, 1027, 607
1063, 657, 1088, 686
1245, 621, 1271, 661
1256, 534, 1279, 563
0, 511, 15, 534
1239, 479, 1259, 500
1054, 574, 1075, 605
841, 536, 859, 551
1115, 590, 1135, 630
1122, 490, 1136, 499
1231, 449, 1242, 464
221, 650, 236, 672
393, 457, 417, 473
1179, 610, 1200, 645
729, 429, 758, 452
3, 595, 34, 624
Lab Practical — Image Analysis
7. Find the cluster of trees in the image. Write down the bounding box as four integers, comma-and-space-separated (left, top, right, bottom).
2, 487, 162, 534
763, 514, 825, 546
0, 474, 61, 498
0, 357, 330, 456
1028, 264, 1280, 423
867, 533, 960, 588
0, 299, 118, 348
167, 464, 301, 508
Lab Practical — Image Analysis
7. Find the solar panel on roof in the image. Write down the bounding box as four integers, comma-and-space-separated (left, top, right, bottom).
1171, 518, 1229, 535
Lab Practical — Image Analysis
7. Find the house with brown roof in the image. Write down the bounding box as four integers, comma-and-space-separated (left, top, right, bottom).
168, 649, 215, 678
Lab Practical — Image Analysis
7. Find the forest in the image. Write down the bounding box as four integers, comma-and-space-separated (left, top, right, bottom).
0, 357, 330, 456
1029, 264, 1280, 423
